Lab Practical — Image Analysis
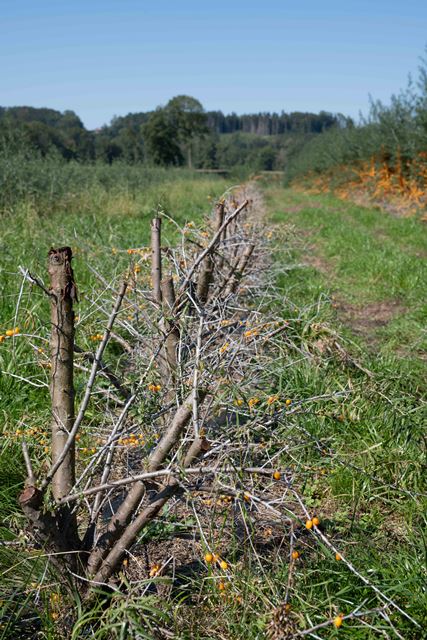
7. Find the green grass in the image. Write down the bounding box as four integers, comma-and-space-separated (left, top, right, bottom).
0, 175, 426, 639
266, 185, 427, 368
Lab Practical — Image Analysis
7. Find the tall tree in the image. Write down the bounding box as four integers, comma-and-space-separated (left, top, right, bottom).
142, 108, 183, 166
166, 96, 208, 168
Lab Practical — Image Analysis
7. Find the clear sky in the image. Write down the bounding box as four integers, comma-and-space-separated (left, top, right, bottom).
1, 0, 426, 129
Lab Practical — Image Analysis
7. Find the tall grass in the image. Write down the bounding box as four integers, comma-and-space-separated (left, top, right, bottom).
0, 144, 229, 215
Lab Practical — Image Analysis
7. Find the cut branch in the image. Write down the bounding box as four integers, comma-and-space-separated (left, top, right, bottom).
91, 436, 209, 586
86, 389, 207, 576
48, 247, 77, 512
151, 217, 162, 304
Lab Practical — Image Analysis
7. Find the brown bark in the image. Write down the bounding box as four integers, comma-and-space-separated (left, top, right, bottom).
19, 485, 78, 573
223, 243, 255, 296
48, 247, 77, 545
215, 201, 225, 232
215, 201, 226, 271
151, 218, 162, 304
161, 276, 180, 376
196, 253, 214, 304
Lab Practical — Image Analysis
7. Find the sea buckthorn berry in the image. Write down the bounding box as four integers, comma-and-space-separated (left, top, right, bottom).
333, 615, 343, 628
312, 516, 320, 526
305, 519, 313, 530
219, 560, 228, 570
5, 329, 14, 337
335, 553, 342, 561
273, 471, 281, 481
291, 550, 299, 560
149, 563, 160, 577
285, 398, 292, 406
218, 581, 226, 591
204, 553, 213, 563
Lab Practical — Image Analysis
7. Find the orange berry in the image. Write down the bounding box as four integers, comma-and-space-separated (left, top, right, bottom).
219, 560, 228, 570
312, 516, 320, 526
149, 563, 160, 577
273, 470, 281, 481
218, 581, 226, 591
291, 550, 299, 560
333, 615, 343, 628
204, 553, 213, 563
335, 553, 342, 561
305, 519, 313, 530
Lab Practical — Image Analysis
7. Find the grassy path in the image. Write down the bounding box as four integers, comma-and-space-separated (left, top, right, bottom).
266, 184, 427, 378
255, 183, 426, 637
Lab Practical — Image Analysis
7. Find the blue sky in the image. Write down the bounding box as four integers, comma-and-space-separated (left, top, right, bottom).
1, 0, 426, 129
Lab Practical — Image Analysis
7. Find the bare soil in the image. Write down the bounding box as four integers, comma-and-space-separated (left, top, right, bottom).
334, 299, 407, 343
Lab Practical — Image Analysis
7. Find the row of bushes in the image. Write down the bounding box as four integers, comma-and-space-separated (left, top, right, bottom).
285, 50, 427, 191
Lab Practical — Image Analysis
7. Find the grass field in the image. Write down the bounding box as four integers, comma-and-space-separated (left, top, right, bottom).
0, 174, 425, 639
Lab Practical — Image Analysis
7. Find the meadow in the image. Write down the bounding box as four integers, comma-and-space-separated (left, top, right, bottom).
0, 164, 425, 639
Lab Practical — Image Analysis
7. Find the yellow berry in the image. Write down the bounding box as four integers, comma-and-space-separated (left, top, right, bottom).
291, 550, 299, 560
285, 398, 292, 406
219, 560, 228, 570
305, 519, 313, 530
5, 329, 14, 337
273, 470, 281, 481
204, 553, 213, 563
333, 615, 343, 628
218, 581, 226, 591
312, 516, 320, 526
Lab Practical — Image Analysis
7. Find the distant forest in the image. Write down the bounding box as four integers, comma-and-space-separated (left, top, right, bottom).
0, 99, 347, 171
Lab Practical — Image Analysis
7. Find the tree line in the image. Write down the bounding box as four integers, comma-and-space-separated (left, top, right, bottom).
0, 97, 343, 170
